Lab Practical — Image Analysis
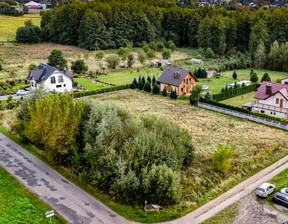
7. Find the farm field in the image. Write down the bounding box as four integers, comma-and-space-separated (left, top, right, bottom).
89, 89, 288, 220
0, 165, 64, 224
0, 14, 41, 41
220, 91, 256, 107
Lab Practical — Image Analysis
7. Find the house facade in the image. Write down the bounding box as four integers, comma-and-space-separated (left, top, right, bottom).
251, 81, 288, 119
27, 63, 73, 93
157, 67, 198, 96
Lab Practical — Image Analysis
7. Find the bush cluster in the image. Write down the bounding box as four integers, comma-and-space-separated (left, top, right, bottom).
194, 67, 207, 78
0, 2, 23, 16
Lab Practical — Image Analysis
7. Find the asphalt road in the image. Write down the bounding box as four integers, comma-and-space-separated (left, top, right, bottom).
0, 133, 132, 224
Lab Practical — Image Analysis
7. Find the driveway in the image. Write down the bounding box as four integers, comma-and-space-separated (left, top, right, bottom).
0, 133, 132, 224
0, 94, 31, 101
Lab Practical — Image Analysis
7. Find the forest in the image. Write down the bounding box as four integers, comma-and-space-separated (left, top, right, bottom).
37, 0, 288, 57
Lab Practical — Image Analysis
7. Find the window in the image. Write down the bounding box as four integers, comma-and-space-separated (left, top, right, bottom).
51, 77, 56, 84
58, 75, 64, 83
260, 110, 265, 114
189, 78, 191, 81
56, 85, 62, 88
186, 79, 188, 84
181, 88, 183, 92
270, 112, 272, 115
276, 98, 279, 104
31, 82, 34, 87
64, 84, 66, 87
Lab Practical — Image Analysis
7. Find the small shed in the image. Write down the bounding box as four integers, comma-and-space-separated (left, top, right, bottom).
206, 70, 216, 78
154, 60, 171, 68
228, 80, 251, 88
191, 58, 203, 64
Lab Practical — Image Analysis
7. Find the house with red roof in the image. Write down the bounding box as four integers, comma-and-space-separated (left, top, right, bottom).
251, 81, 288, 119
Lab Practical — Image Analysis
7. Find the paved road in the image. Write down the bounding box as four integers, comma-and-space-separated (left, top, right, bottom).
0, 133, 132, 224
0, 94, 31, 101
164, 154, 288, 224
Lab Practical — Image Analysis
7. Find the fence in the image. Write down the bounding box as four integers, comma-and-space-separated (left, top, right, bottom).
198, 102, 288, 131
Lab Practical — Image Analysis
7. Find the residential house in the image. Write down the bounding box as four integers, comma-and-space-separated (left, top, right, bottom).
157, 67, 198, 96
251, 81, 288, 119
27, 63, 73, 93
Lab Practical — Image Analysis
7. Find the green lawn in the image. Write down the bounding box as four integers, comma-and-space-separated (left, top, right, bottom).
75, 78, 107, 90
97, 68, 162, 86
198, 76, 236, 94
0, 165, 65, 224
220, 92, 256, 107
0, 14, 41, 41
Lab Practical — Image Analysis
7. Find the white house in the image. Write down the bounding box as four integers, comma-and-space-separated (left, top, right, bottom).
27, 63, 73, 93
251, 81, 288, 119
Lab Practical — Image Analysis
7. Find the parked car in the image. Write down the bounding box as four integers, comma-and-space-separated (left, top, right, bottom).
202, 85, 209, 90
272, 192, 288, 208
280, 188, 288, 195
256, 183, 275, 198
16, 89, 30, 96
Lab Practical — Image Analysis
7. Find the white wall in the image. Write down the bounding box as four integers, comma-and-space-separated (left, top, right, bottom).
251, 107, 287, 119
281, 78, 288, 85
259, 92, 288, 109
31, 71, 73, 93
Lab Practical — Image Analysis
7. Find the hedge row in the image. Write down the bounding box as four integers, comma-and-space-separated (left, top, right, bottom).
199, 98, 288, 124
213, 83, 260, 102
73, 84, 131, 98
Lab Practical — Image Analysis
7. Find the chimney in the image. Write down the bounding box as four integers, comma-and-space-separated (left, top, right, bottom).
38, 64, 43, 69
266, 83, 272, 95
56, 65, 60, 70
174, 71, 179, 78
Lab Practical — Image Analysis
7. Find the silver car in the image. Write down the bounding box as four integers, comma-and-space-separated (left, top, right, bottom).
280, 188, 288, 196
256, 183, 275, 198
16, 89, 30, 96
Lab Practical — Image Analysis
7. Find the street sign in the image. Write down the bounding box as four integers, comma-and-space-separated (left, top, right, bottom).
45, 210, 55, 224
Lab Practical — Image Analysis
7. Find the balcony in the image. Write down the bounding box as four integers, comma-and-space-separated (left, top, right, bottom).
251, 101, 288, 113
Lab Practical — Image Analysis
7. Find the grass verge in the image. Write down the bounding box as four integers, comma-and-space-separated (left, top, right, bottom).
220, 91, 256, 107
0, 162, 65, 223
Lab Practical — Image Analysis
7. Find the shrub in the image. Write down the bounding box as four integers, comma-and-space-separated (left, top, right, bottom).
127, 54, 134, 68
143, 80, 151, 92
167, 40, 176, 51
16, 26, 42, 43
261, 73, 271, 82
117, 47, 130, 60
162, 48, 171, 59
250, 72, 258, 83
156, 41, 165, 52
95, 51, 105, 59
106, 56, 120, 69
213, 144, 235, 172
232, 70, 237, 80
71, 59, 88, 74
138, 50, 147, 66
204, 92, 213, 101
142, 44, 150, 53
131, 78, 137, 89
146, 50, 155, 61
190, 85, 202, 105
204, 48, 215, 58
28, 64, 37, 71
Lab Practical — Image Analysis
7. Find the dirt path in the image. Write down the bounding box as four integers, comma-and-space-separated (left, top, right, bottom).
232, 193, 288, 224
164, 155, 288, 224
0, 133, 133, 224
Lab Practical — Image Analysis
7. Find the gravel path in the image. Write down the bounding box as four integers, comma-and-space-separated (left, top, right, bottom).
0, 133, 132, 224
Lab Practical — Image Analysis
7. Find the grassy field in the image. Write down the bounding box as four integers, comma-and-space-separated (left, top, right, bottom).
0, 14, 41, 41
97, 67, 162, 86
220, 91, 256, 107
74, 78, 107, 90
0, 165, 65, 223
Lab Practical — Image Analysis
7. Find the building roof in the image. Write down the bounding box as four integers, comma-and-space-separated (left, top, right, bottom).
27, 63, 73, 84
157, 67, 198, 87
254, 81, 288, 100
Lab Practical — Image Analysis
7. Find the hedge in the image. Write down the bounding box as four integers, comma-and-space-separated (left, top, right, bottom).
199, 98, 288, 124
73, 84, 131, 98
213, 83, 260, 102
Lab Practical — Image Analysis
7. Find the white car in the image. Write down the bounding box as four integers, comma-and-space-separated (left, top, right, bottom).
16, 89, 30, 96
256, 183, 275, 198
280, 188, 288, 195
202, 85, 209, 90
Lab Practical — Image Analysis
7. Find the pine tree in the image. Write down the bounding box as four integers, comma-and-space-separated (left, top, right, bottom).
138, 75, 142, 86
147, 76, 152, 85
153, 82, 160, 94
234, 82, 237, 89
250, 73, 258, 82
221, 88, 225, 93
162, 86, 167, 96
170, 89, 174, 99
47, 49, 67, 70
131, 78, 137, 89
225, 84, 228, 91
232, 70, 237, 80
152, 76, 156, 85
142, 76, 146, 86
204, 92, 213, 101
261, 73, 271, 82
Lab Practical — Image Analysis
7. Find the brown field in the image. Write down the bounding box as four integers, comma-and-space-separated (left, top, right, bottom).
91, 90, 288, 205
0, 42, 195, 82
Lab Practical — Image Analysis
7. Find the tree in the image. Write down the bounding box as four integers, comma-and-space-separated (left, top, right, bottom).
152, 82, 160, 94
146, 50, 155, 61
22, 94, 83, 163
268, 40, 280, 71
254, 43, 266, 69
234, 82, 237, 89
162, 86, 167, 96
28, 64, 36, 71
190, 85, 202, 105
127, 54, 134, 68
152, 76, 156, 85
147, 76, 152, 84
225, 84, 229, 91
250, 72, 258, 83
167, 40, 176, 51
106, 56, 120, 69
138, 50, 147, 67
71, 60, 88, 74
144, 81, 151, 92
16, 25, 42, 43
204, 92, 213, 101
138, 79, 144, 90
232, 70, 237, 80
47, 49, 67, 70
162, 48, 171, 59
131, 78, 137, 89
261, 73, 271, 82
117, 47, 131, 60
204, 48, 215, 58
